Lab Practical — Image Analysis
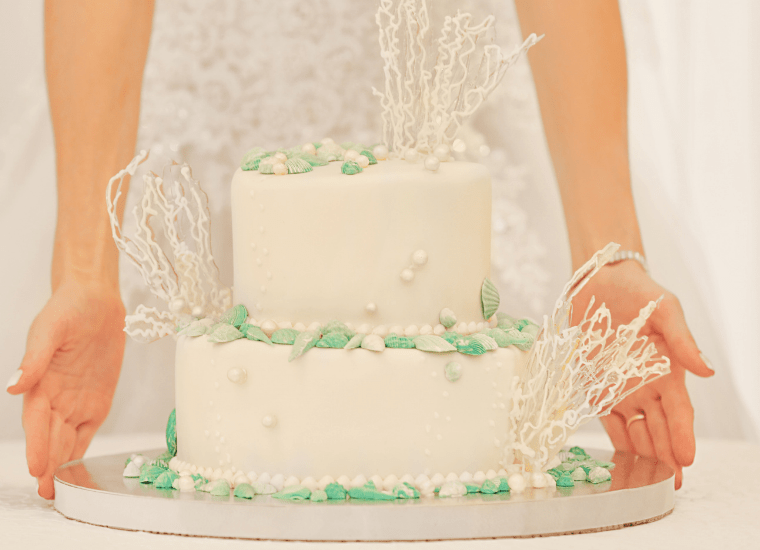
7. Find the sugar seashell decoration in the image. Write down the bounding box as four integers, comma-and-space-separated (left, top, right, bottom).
439, 308, 457, 328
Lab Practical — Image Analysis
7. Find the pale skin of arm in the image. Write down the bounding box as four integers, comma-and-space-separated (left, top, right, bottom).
514, 0, 714, 488
9, 0, 710, 499
5, 0, 154, 499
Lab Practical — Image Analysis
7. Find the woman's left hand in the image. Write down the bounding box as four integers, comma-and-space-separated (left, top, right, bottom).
571, 260, 714, 489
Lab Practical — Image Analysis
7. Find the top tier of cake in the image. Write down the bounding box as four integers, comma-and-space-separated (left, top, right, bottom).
230, 159, 492, 328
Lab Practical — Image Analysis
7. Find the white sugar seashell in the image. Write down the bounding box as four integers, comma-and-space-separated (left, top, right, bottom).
383, 474, 399, 491
414, 474, 430, 488
361, 334, 386, 352
419, 324, 433, 335
336, 475, 351, 490
257, 472, 271, 485
424, 155, 440, 171
433, 144, 451, 161
247, 471, 258, 482
389, 325, 404, 336
302, 143, 317, 155
509, 473, 527, 493
404, 325, 419, 337
419, 481, 436, 496
344, 149, 359, 161
404, 148, 419, 162
356, 155, 370, 168
433, 324, 446, 336
122, 461, 140, 478
284, 475, 300, 488
445, 472, 459, 483
176, 475, 196, 492
273, 163, 287, 176
351, 475, 367, 488
371, 325, 389, 337
400, 268, 415, 282
372, 144, 389, 160
439, 481, 467, 498
260, 320, 277, 336
318, 475, 335, 490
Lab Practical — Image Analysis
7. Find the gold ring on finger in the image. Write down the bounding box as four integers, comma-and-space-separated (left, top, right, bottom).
626, 412, 646, 430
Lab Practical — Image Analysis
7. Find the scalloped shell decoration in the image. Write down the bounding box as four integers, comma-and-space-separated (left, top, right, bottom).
166, 408, 177, 456
470, 333, 498, 351
289, 330, 320, 361
361, 334, 386, 352
207, 323, 244, 343
439, 308, 457, 329
341, 161, 363, 175
240, 323, 273, 345
317, 142, 346, 162
480, 278, 500, 320
286, 157, 313, 174
344, 334, 365, 349
178, 320, 210, 337
384, 334, 416, 349
241, 147, 270, 171
322, 320, 356, 340
413, 335, 457, 353
220, 304, 248, 328
360, 150, 378, 164
271, 328, 300, 345
258, 160, 275, 174
316, 332, 350, 348
444, 362, 462, 382
456, 337, 487, 356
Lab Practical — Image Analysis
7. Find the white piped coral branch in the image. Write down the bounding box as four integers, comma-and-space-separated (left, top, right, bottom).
506, 243, 671, 471
373, 0, 541, 156
106, 151, 231, 342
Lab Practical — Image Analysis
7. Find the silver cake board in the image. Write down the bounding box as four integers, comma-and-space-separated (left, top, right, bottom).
54, 448, 674, 541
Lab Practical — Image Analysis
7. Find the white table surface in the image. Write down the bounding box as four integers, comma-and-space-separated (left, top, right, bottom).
1, 432, 758, 549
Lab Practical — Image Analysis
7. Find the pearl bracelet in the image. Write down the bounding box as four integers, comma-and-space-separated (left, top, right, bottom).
609, 250, 650, 276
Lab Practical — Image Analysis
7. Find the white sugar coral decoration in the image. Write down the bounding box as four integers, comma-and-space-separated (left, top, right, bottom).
106, 150, 231, 342
506, 243, 671, 472
373, 0, 541, 158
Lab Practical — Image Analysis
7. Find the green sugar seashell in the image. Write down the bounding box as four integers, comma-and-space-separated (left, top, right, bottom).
178, 320, 210, 337
240, 147, 268, 171
341, 160, 363, 175
480, 278, 500, 320
486, 328, 510, 347
495, 312, 517, 330
234, 483, 256, 499
191, 474, 208, 487
286, 157, 313, 174
273, 485, 312, 501
384, 334, 416, 349
271, 328, 300, 345
324, 482, 347, 500
558, 472, 576, 487
220, 304, 248, 328
588, 467, 612, 484
569, 446, 588, 457
289, 330, 320, 361
502, 327, 533, 350
441, 332, 461, 345
322, 320, 356, 339
154, 470, 179, 489
258, 161, 275, 174
348, 487, 396, 501
139, 464, 167, 484
571, 467, 587, 481
494, 476, 511, 492
239, 323, 273, 345
456, 338, 487, 356
513, 319, 529, 331
470, 333, 498, 351
413, 335, 457, 353
439, 308, 457, 329
166, 408, 177, 456
480, 479, 498, 494
521, 322, 540, 338
465, 483, 481, 494
209, 479, 231, 496
360, 150, 378, 164
344, 334, 364, 349
316, 332, 349, 348
298, 153, 329, 167
207, 324, 244, 343
150, 457, 170, 470
444, 361, 463, 382
310, 489, 328, 502
392, 482, 419, 499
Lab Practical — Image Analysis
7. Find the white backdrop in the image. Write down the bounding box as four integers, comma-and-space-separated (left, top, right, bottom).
0, 0, 757, 443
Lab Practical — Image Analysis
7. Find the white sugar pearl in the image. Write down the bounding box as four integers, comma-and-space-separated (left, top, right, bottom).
365, 303, 377, 314
404, 148, 419, 162
424, 155, 440, 171
433, 324, 446, 335
260, 320, 278, 336
273, 163, 287, 176
227, 367, 247, 384
262, 415, 277, 428
433, 144, 451, 161
169, 297, 186, 313
509, 473, 527, 493
371, 325, 389, 338
273, 152, 288, 163
321, 137, 334, 144
413, 250, 428, 266
192, 305, 204, 317
372, 144, 389, 160
404, 325, 419, 337
344, 149, 360, 161
307, 321, 321, 332
452, 138, 466, 153
356, 154, 370, 168
389, 325, 404, 336
293, 322, 306, 331
301, 143, 316, 155
400, 268, 415, 282
419, 324, 433, 335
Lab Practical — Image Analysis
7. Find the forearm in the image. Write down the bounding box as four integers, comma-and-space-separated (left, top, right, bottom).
45, 0, 154, 291
514, 0, 643, 270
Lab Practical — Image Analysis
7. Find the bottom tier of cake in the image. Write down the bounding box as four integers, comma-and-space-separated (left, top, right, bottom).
175, 336, 528, 481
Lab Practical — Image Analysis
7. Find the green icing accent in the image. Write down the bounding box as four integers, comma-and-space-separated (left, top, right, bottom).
480, 278, 500, 320
207, 323, 244, 343
234, 483, 256, 499
470, 333, 498, 351
241, 147, 269, 171
296, 152, 329, 167
289, 330, 321, 361
155, 450, 174, 463
258, 161, 275, 174
456, 338, 487, 356
520, 322, 540, 338
392, 482, 420, 499
513, 319, 529, 331
439, 308, 457, 329
240, 323, 273, 345
480, 479, 498, 494
220, 304, 248, 327
413, 335, 457, 353
546, 468, 562, 480
273, 485, 312, 501
348, 487, 396, 500
341, 161, 363, 175
384, 333, 416, 349
166, 409, 177, 456
495, 477, 511, 492
154, 470, 179, 489
360, 150, 378, 164
316, 333, 349, 348
441, 332, 461, 345
150, 457, 170, 470
502, 328, 533, 351
486, 328, 510, 347
495, 312, 517, 329
558, 472, 576, 487
191, 473, 208, 487
286, 157, 313, 174
139, 464, 167, 484
444, 361, 462, 382
569, 446, 588, 457
571, 467, 587, 481
344, 334, 364, 349
322, 320, 356, 339
209, 479, 231, 496
363, 480, 376, 490
324, 482, 348, 500
465, 483, 481, 494
310, 489, 328, 502
271, 328, 300, 345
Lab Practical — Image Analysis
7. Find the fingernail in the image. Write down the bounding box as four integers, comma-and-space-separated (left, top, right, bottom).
699, 352, 716, 375
6, 369, 23, 390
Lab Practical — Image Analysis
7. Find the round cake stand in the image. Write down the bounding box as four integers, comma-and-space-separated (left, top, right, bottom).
54, 448, 674, 542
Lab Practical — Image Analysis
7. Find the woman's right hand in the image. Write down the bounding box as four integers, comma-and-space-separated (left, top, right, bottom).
6, 279, 126, 499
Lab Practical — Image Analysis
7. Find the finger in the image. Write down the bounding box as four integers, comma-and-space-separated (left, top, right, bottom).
22, 386, 51, 478
653, 298, 714, 378
37, 413, 76, 500
71, 421, 100, 461
642, 399, 682, 489
7, 308, 67, 395
627, 417, 655, 459
601, 412, 635, 452
660, 375, 697, 467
